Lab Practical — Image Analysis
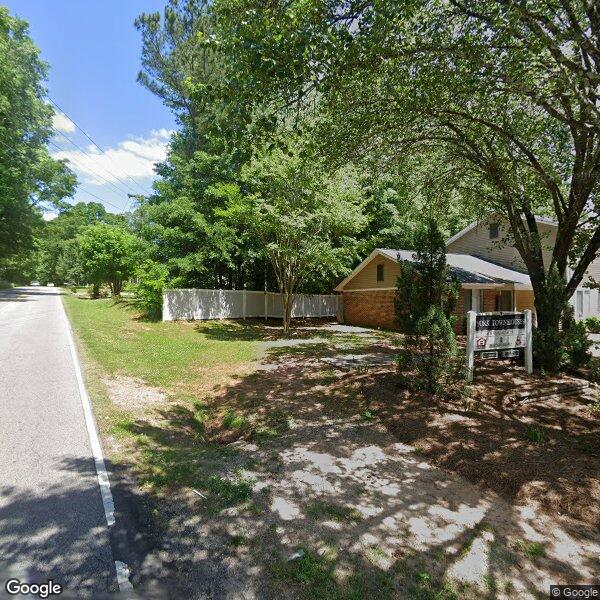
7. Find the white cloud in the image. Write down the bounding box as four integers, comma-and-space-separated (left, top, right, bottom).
52, 112, 76, 133
50, 129, 173, 187
42, 212, 58, 221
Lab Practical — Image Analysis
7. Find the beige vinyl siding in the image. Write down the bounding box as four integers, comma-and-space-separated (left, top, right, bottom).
583, 257, 600, 286
447, 220, 557, 273
344, 255, 401, 290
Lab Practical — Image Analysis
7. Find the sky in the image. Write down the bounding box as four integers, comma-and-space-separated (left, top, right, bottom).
3, 0, 177, 214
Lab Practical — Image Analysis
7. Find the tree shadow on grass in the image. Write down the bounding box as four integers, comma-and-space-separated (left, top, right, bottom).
107, 347, 599, 598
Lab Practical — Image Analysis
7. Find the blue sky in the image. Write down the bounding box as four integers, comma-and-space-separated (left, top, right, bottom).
3, 0, 176, 213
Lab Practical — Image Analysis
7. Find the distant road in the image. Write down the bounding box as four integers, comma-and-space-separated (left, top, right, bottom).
0, 287, 116, 596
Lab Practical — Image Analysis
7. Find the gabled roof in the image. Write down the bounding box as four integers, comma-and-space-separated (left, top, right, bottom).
446, 215, 558, 247
335, 248, 532, 291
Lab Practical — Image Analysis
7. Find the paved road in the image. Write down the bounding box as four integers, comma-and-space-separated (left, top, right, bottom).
0, 287, 116, 596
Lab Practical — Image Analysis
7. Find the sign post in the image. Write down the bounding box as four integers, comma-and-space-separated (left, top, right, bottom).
466, 310, 476, 382
466, 310, 533, 382
524, 309, 533, 374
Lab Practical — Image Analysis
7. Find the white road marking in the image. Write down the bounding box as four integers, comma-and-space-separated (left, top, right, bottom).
60, 294, 133, 592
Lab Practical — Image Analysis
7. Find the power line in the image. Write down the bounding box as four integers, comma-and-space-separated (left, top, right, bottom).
48, 97, 153, 196
49, 139, 133, 198
0, 132, 129, 214
50, 130, 140, 197
75, 187, 130, 213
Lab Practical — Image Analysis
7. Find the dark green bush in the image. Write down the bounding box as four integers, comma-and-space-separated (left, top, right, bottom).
561, 304, 592, 369
398, 306, 464, 396
585, 316, 600, 334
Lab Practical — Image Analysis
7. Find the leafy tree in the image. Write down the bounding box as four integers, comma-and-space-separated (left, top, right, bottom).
77, 224, 140, 297
36, 202, 121, 285
0, 7, 75, 263
222, 136, 366, 334
395, 219, 458, 333
214, 0, 600, 371
135, 1, 269, 291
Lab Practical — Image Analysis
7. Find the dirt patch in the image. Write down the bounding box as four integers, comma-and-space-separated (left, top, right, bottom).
145, 354, 599, 599
91, 322, 599, 598
103, 375, 167, 410
360, 358, 600, 530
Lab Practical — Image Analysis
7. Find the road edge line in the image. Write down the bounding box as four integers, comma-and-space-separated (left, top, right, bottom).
60, 294, 133, 592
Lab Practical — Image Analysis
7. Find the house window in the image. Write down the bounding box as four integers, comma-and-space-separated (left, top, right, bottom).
376, 264, 384, 282
489, 223, 499, 239
576, 289, 590, 318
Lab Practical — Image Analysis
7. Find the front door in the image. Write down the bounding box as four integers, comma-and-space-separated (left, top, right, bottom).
498, 290, 513, 312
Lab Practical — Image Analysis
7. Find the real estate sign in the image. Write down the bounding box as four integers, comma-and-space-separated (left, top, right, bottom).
466, 310, 532, 381
475, 313, 526, 352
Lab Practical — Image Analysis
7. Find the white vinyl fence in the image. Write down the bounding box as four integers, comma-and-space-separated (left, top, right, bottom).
163, 288, 342, 322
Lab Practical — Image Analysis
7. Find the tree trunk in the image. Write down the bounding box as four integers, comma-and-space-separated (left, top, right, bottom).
111, 279, 123, 297
282, 291, 293, 336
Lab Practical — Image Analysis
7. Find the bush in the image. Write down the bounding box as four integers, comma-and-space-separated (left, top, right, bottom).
562, 304, 592, 369
398, 306, 464, 396
534, 304, 592, 370
585, 316, 600, 334
135, 260, 169, 320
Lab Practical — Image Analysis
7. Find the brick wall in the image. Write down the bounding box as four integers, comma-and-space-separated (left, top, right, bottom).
343, 290, 397, 329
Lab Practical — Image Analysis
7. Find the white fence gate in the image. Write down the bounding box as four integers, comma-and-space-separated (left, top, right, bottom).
162, 288, 342, 322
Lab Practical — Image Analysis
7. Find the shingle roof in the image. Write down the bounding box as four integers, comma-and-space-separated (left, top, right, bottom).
378, 249, 532, 286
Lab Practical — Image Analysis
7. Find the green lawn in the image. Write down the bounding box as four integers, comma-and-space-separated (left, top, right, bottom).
62, 293, 264, 495
62, 294, 257, 389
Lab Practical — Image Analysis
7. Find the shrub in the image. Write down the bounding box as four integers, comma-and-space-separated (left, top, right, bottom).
398, 305, 463, 396
135, 260, 169, 320
561, 304, 592, 369
585, 316, 600, 334
534, 303, 591, 371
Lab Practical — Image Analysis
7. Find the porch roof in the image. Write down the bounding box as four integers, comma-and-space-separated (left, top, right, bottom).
379, 249, 532, 288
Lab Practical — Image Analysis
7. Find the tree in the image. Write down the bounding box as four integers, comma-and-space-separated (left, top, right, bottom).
36, 202, 120, 285
395, 219, 459, 333
213, 0, 600, 371
395, 219, 461, 393
135, 1, 270, 291
77, 224, 140, 297
222, 136, 366, 334
0, 7, 75, 262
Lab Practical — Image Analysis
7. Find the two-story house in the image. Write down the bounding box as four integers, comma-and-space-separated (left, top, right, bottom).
334, 216, 600, 330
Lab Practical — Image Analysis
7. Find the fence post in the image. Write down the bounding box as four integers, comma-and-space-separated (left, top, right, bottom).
242, 289, 246, 319
466, 310, 476, 382
524, 309, 533, 374
264, 292, 268, 321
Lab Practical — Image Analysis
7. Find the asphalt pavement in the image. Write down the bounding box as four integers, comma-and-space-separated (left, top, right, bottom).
0, 287, 116, 596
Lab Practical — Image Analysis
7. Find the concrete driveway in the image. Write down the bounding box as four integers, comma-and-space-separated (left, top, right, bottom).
0, 287, 116, 596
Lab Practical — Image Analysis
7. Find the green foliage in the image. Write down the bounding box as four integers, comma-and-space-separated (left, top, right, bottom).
395, 219, 459, 333
398, 306, 462, 396
525, 427, 544, 444
222, 132, 366, 333
36, 202, 118, 285
585, 316, 600, 334
213, 0, 600, 374
78, 224, 140, 296
561, 304, 592, 369
0, 7, 75, 263
135, 259, 169, 320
